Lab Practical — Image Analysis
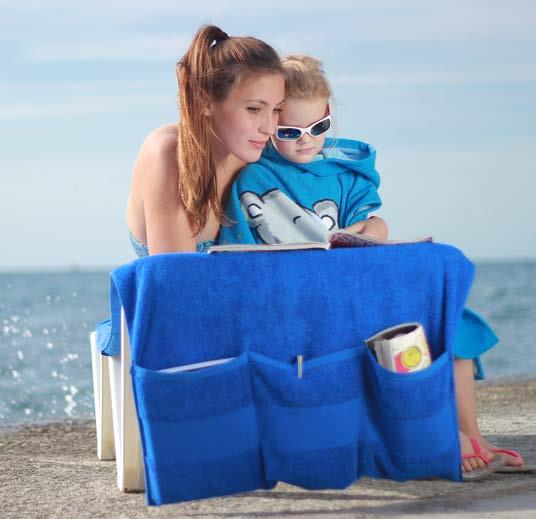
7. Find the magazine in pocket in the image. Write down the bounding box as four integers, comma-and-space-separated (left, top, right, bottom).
360, 347, 460, 481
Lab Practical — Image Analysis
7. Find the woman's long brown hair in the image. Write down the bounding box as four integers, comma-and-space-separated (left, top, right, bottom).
176, 25, 282, 235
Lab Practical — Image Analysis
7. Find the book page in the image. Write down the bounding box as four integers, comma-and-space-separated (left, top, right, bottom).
329, 231, 433, 248
207, 242, 329, 253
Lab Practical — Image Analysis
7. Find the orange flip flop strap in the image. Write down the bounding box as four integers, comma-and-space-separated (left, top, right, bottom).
490, 447, 524, 463
462, 437, 490, 464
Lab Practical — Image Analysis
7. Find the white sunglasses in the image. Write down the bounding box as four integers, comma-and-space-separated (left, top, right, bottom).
275, 109, 332, 141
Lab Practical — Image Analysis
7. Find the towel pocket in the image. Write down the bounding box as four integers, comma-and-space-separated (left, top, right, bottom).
250, 346, 364, 489
131, 352, 273, 505
360, 347, 461, 482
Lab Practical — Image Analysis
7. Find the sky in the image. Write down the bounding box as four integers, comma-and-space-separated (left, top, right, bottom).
1, 0, 535, 270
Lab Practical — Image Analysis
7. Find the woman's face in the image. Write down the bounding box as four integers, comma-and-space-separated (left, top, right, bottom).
210, 72, 285, 163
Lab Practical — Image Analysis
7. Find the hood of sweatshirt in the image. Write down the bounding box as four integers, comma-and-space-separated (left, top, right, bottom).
261, 137, 380, 187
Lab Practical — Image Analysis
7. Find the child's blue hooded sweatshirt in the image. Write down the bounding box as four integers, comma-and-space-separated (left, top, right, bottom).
218, 138, 381, 245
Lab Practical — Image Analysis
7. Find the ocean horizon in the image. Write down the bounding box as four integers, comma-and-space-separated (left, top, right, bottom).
1, 260, 535, 425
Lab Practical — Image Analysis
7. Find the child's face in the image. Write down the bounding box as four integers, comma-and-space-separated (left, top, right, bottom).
272, 97, 329, 164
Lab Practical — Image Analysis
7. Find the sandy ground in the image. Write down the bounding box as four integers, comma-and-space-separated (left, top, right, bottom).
1, 379, 535, 518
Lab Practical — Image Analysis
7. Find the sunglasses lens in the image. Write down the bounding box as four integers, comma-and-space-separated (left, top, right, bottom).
276, 127, 302, 141
311, 118, 331, 136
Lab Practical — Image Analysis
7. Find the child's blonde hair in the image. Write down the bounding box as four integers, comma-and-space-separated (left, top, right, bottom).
281, 54, 331, 100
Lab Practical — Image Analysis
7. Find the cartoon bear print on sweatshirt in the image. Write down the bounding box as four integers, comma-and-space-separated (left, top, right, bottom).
239, 189, 339, 244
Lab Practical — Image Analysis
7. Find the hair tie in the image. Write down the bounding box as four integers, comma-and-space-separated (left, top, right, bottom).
211, 31, 229, 47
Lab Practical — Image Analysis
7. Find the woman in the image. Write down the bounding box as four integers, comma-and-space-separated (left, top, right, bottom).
127, 25, 285, 256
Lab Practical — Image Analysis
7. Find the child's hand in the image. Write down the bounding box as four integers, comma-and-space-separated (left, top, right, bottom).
343, 216, 388, 241
361, 216, 388, 240
343, 220, 367, 234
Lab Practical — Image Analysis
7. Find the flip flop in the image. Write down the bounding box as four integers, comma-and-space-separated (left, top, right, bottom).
495, 465, 536, 473
488, 448, 536, 473
462, 437, 505, 482
488, 447, 525, 473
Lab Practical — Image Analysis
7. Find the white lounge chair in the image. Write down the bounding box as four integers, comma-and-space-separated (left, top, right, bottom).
89, 309, 145, 491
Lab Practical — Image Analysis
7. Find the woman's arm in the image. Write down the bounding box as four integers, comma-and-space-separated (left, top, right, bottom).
135, 128, 197, 254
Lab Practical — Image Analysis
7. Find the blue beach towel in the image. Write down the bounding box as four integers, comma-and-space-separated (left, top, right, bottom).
99, 244, 474, 505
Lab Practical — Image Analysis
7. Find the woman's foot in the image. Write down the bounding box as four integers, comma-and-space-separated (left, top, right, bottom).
453, 359, 516, 475
459, 431, 497, 473
481, 438, 524, 468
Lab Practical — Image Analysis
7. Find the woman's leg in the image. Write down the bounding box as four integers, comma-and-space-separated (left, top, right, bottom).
455, 358, 492, 472
455, 358, 522, 469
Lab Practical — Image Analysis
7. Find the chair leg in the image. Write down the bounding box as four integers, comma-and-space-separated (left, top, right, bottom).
89, 331, 115, 460
109, 309, 145, 492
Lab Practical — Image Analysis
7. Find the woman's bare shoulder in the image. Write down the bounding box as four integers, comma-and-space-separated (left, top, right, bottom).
134, 124, 178, 185
142, 124, 178, 160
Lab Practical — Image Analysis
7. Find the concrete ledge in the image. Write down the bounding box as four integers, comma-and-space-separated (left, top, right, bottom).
1, 380, 535, 518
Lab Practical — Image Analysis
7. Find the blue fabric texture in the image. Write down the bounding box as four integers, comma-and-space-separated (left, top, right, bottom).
100, 244, 474, 504
128, 230, 214, 257
455, 307, 498, 379
132, 352, 274, 503
129, 231, 150, 258
218, 138, 382, 246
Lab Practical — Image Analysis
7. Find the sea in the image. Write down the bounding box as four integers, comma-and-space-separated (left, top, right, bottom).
1, 262, 535, 426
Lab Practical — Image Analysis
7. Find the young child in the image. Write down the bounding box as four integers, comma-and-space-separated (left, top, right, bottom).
219, 55, 523, 477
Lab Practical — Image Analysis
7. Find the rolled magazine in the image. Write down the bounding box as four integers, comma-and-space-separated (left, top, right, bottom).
365, 322, 432, 373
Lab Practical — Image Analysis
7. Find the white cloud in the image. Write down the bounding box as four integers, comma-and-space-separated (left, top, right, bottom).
7, 1, 536, 64
0, 79, 177, 118
0, 0, 368, 16
24, 34, 191, 62
0, 79, 170, 95
332, 66, 536, 87
0, 91, 172, 118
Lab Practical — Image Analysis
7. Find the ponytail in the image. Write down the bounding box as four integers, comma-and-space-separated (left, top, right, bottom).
176, 25, 281, 234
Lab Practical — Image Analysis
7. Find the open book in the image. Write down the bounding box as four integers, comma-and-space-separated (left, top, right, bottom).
207, 231, 432, 254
